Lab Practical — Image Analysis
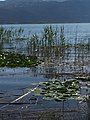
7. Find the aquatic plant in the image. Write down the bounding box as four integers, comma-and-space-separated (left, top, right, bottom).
75, 76, 90, 82
42, 25, 57, 47
30, 77, 90, 104
60, 26, 65, 46
0, 52, 39, 67
27, 25, 66, 57
0, 26, 27, 52
13, 27, 25, 40
32, 79, 80, 101
75, 76, 90, 115
28, 34, 39, 56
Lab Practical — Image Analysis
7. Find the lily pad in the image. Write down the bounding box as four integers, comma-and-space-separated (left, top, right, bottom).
75, 77, 90, 82
31, 79, 80, 101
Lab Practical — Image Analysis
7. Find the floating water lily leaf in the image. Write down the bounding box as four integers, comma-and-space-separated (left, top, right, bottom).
44, 93, 54, 98
0, 52, 38, 67
33, 88, 42, 96
71, 93, 79, 97
54, 96, 66, 101
39, 82, 50, 86
32, 79, 80, 101
75, 77, 90, 82
62, 93, 70, 98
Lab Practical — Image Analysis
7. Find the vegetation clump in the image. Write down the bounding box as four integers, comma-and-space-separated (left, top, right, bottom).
75, 77, 90, 82
32, 79, 80, 101
0, 52, 38, 67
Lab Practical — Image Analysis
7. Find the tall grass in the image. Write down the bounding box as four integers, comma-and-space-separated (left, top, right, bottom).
0, 26, 25, 52
0, 25, 89, 58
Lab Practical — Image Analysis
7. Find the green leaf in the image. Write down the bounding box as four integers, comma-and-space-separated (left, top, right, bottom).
34, 88, 42, 96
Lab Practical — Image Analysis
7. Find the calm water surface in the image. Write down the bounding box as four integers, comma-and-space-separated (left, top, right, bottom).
0, 23, 89, 112
0, 23, 90, 92
2, 23, 90, 40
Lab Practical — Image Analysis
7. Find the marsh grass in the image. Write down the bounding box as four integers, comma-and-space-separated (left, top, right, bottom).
0, 26, 26, 52
0, 25, 89, 73
0, 25, 89, 56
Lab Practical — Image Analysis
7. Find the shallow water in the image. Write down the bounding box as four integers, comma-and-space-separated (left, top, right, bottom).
0, 48, 88, 95
0, 23, 89, 119
1, 23, 90, 44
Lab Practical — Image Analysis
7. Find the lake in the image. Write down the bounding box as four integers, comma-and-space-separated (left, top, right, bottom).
0, 23, 89, 119
2, 23, 90, 42
0, 22, 90, 97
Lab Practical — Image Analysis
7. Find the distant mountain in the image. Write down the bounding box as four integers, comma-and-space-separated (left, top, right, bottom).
0, 0, 90, 24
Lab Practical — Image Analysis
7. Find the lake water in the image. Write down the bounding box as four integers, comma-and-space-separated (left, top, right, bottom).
0, 23, 89, 118
0, 23, 90, 95
2, 23, 90, 42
